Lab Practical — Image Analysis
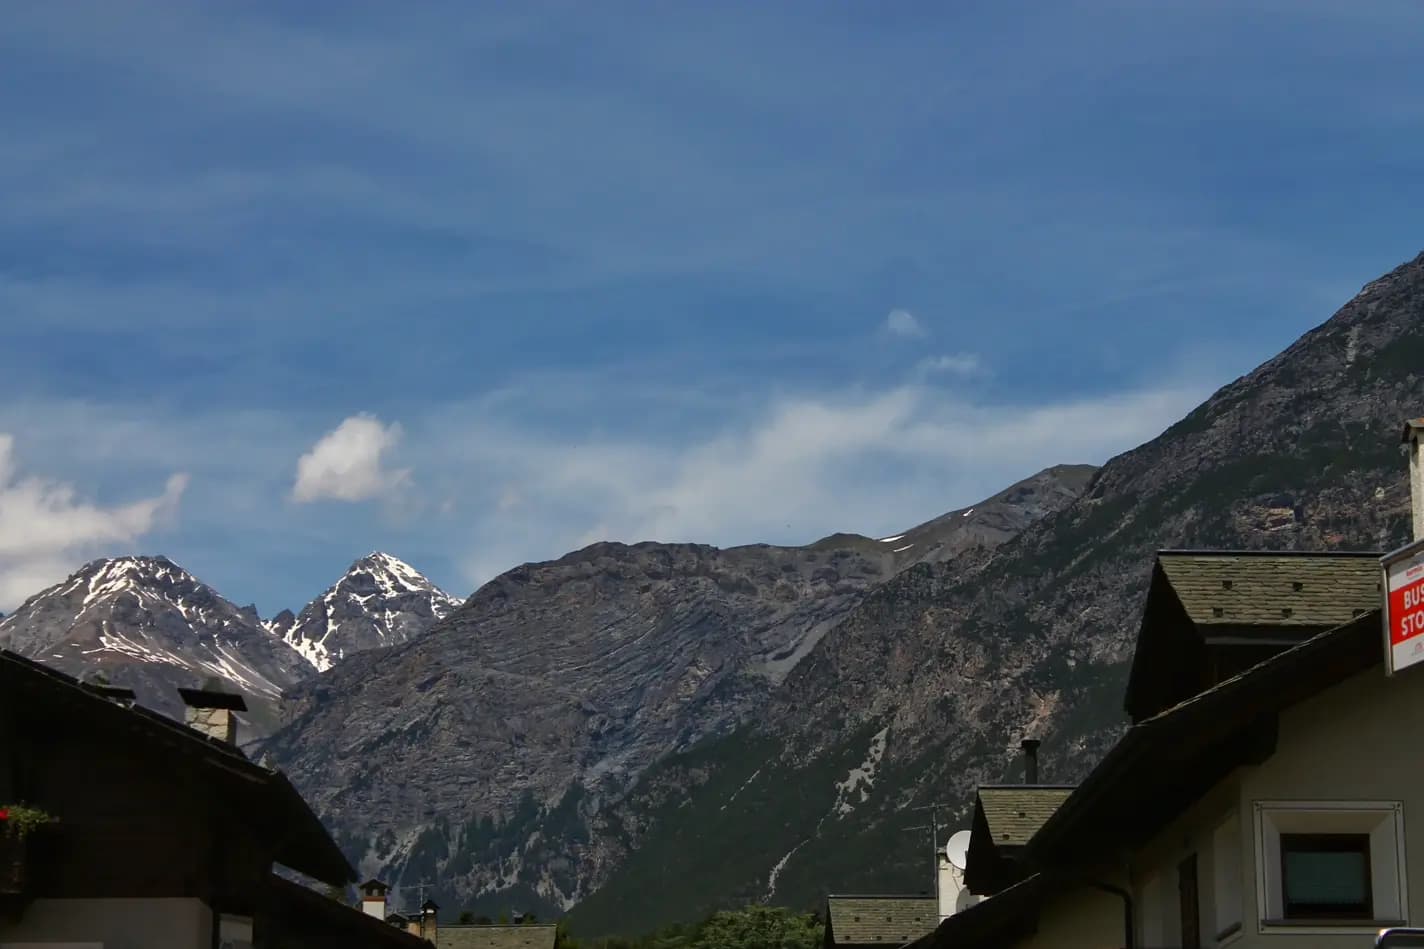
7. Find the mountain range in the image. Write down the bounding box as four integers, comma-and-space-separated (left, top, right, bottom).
0, 551, 461, 739
5, 250, 1423, 934
267, 249, 1424, 928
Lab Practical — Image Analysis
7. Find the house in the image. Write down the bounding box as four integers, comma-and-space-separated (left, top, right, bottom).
0, 649, 423, 948
911, 541, 1403, 949
824, 894, 939, 949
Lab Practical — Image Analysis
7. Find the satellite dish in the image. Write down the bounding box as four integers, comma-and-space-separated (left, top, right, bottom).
955, 890, 979, 913
945, 829, 972, 870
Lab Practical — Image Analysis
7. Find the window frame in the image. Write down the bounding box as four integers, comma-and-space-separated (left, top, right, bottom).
1278, 832, 1373, 920
1252, 800, 1408, 936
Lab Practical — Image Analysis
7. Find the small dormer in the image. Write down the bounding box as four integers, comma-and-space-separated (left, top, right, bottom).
963, 785, 1075, 895
1123, 550, 1382, 723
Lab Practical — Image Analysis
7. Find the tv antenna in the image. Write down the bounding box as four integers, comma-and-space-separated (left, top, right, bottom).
912, 802, 952, 892
405, 878, 433, 913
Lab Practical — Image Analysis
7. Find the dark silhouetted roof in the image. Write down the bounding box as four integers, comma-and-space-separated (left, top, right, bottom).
0, 650, 352, 885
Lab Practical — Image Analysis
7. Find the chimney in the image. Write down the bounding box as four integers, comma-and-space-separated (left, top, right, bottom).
359, 879, 389, 919
1021, 738, 1041, 784
420, 900, 440, 942
1404, 420, 1424, 541
177, 676, 248, 745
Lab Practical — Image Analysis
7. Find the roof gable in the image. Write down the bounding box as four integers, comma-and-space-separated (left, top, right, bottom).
1124, 551, 1380, 722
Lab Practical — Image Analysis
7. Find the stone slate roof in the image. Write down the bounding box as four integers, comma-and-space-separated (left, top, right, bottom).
826, 896, 938, 946
976, 786, 1075, 847
438, 924, 560, 949
1156, 551, 1380, 628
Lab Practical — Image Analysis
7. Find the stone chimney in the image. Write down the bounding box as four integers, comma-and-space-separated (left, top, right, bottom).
1404, 419, 1424, 541
1021, 738, 1041, 784
359, 879, 389, 919
177, 676, 247, 745
420, 900, 440, 942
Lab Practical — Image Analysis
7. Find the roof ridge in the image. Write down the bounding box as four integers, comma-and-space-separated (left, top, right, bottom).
826, 893, 937, 900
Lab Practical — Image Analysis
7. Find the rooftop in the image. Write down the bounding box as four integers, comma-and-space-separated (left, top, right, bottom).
437, 923, 560, 949
975, 786, 1076, 847
1156, 550, 1381, 628
826, 895, 938, 946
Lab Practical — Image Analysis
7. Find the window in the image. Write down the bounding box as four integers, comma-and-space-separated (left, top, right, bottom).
1253, 801, 1407, 933
1280, 834, 1372, 919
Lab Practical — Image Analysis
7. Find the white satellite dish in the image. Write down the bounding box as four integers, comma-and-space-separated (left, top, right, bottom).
955, 889, 979, 913
945, 829, 972, 871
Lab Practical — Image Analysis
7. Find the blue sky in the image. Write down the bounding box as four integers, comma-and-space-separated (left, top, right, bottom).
2, 0, 1423, 613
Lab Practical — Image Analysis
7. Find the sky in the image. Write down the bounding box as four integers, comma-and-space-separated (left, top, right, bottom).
3, 0, 1424, 614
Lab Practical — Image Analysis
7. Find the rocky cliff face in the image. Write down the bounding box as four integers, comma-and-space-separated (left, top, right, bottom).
259, 466, 1096, 913
564, 251, 1424, 935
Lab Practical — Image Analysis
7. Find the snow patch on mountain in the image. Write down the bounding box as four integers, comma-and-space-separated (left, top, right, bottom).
833, 727, 889, 816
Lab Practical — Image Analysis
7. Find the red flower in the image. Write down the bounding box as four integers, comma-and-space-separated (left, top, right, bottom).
0, 809, 8, 821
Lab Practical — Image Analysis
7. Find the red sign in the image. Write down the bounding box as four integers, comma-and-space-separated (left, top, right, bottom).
1383, 542, 1424, 675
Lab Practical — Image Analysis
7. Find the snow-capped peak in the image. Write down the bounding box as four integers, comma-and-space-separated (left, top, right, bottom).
0, 554, 309, 713
267, 552, 460, 673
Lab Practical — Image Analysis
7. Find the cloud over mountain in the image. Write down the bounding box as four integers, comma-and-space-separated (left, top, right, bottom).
292, 414, 409, 504
0, 433, 188, 610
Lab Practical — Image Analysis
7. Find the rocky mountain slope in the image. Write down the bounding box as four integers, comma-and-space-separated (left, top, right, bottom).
0, 556, 306, 730
258, 465, 1097, 913
264, 552, 462, 672
562, 250, 1424, 934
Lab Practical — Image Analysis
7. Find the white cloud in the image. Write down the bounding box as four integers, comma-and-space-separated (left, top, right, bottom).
291, 414, 410, 504
0, 434, 189, 610
920, 353, 983, 376
885, 309, 925, 337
